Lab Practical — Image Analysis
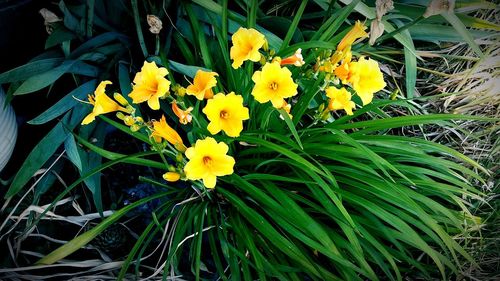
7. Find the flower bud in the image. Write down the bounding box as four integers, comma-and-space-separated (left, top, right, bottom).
130, 124, 141, 132
280, 49, 305, 67
116, 112, 126, 120
176, 152, 184, 162
124, 115, 135, 126
163, 172, 180, 182
113, 93, 129, 107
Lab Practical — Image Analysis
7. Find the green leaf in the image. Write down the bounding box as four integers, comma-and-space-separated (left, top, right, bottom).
73, 133, 165, 169
45, 25, 76, 49
13, 61, 77, 95
280, 0, 308, 51
0, 58, 64, 84
118, 62, 133, 96
64, 135, 83, 171
131, 0, 148, 58
277, 108, 303, 150
6, 106, 87, 198
168, 60, 212, 78
28, 79, 97, 125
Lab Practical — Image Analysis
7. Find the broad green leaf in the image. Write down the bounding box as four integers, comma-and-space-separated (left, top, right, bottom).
13, 61, 77, 95
0, 58, 64, 84
45, 25, 76, 49
29, 79, 97, 125
6, 106, 87, 198
64, 134, 83, 171
279, 0, 308, 51
168, 60, 212, 78
131, 0, 148, 57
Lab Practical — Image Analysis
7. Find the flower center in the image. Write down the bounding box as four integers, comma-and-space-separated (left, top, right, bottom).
145, 80, 159, 93
220, 110, 229, 119
203, 156, 213, 166
269, 81, 279, 91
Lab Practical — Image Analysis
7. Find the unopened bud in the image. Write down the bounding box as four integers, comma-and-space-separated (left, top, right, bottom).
263, 39, 269, 52
175, 143, 187, 153
163, 172, 180, 182
260, 54, 268, 65
116, 112, 126, 120
176, 153, 183, 162
124, 116, 135, 126
114, 93, 129, 106
130, 124, 141, 132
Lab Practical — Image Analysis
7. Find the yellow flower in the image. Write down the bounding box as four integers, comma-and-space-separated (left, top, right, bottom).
251, 62, 298, 108
163, 172, 180, 182
129, 61, 171, 110
82, 81, 129, 125
334, 61, 350, 83
230, 27, 266, 69
202, 92, 250, 137
347, 57, 386, 105
186, 70, 218, 100
172, 101, 193, 125
337, 20, 368, 52
325, 87, 355, 115
151, 115, 187, 152
183, 137, 235, 189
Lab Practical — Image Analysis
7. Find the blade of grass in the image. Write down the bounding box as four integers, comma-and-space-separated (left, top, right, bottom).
279, 0, 308, 51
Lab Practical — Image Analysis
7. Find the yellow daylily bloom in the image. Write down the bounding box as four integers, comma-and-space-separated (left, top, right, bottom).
337, 20, 368, 52
347, 57, 386, 105
151, 115, 187, 152
251, 62, 298, 108
172, 101, 193, 125
186, 70, 218, 100
325, 87, 356, 115
230, 27, 266, 69
183, 137, 235, 189
129, 61, 171, 110
202, 92, 250, 137
163, 171, 180, 182
334, 61, 350, 83
82, 81, 129, 125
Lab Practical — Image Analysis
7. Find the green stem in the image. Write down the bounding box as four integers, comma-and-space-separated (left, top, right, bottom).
155, 35, 160, 56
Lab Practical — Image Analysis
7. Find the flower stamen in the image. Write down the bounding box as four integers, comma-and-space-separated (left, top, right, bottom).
203, 156, 212, 166
220, 110, 229, 119
269, 82, 279, 90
